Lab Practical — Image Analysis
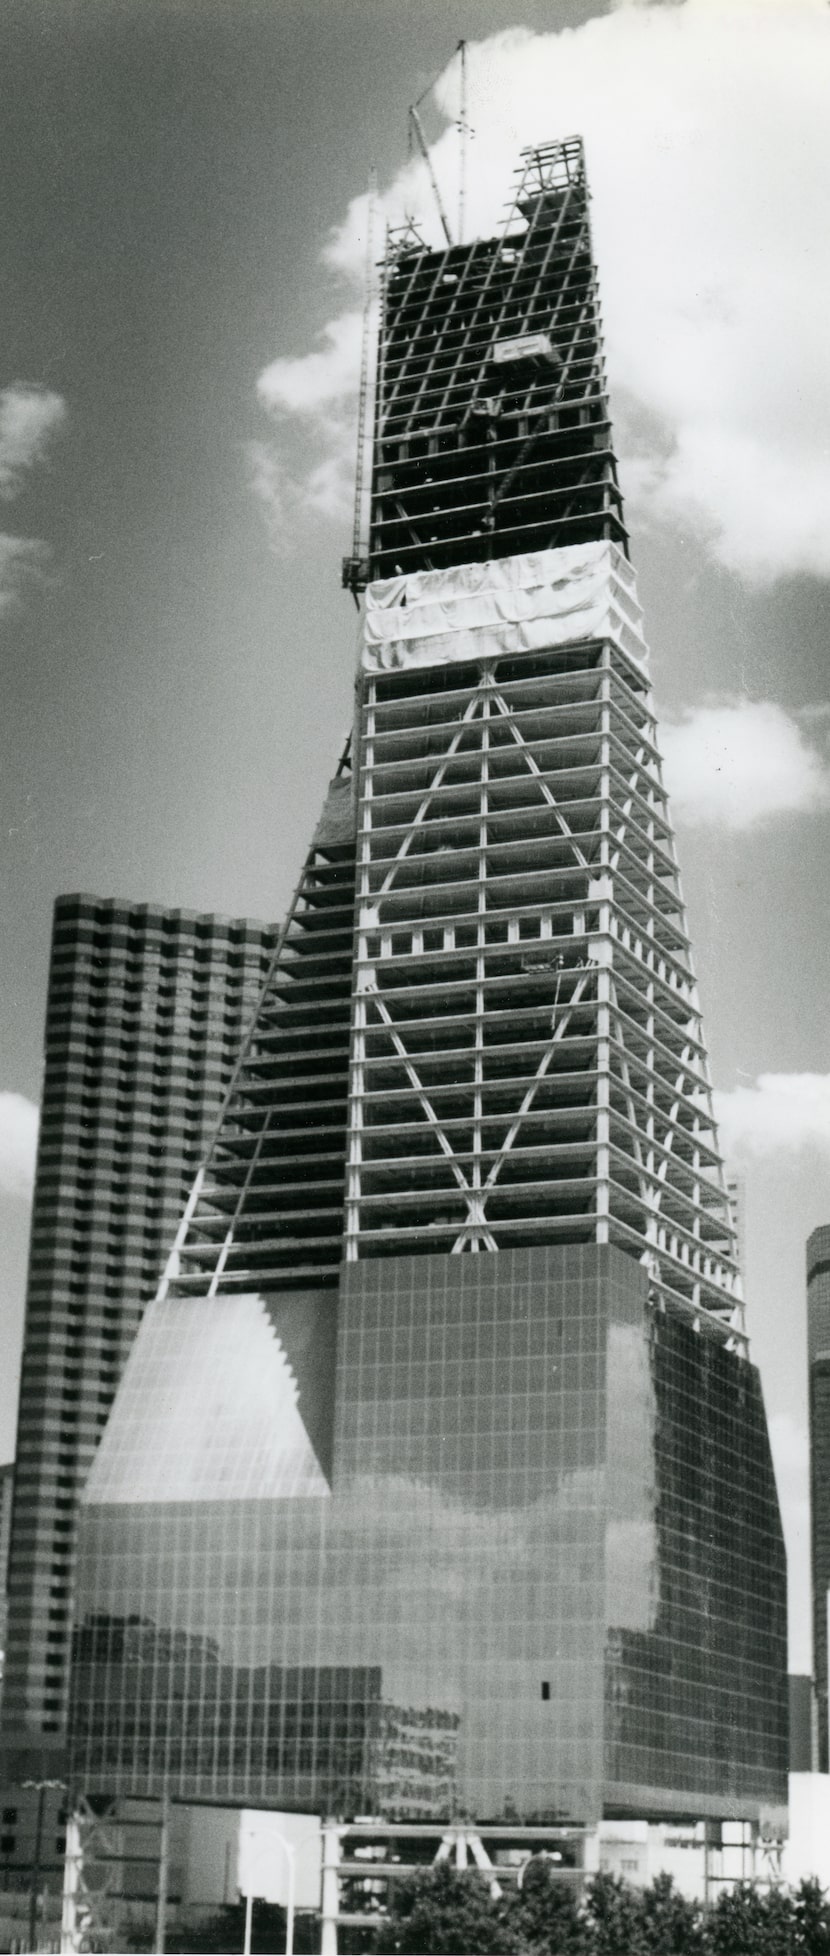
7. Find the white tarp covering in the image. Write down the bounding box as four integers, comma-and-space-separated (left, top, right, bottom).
361, 540, 648, 674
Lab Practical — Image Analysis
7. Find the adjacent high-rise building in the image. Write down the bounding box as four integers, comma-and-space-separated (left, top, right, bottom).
69, 139, 787, 1838
0, 895, 276, 1776
808, 1224, 830, 1769
0, 1463, 13, 1699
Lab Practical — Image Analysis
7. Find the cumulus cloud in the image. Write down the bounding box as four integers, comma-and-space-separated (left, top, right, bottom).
0, 1092, 39, 1199
245, 440, 292, 552
714, 1073, 830, 1158
0, 533, 53, 615
0, 383, 66, 500
258, 313, 363, 419
256, 0, 830, 582
0, 385, 65, 613
253, 314, 363, 543
661, 698, 830, 828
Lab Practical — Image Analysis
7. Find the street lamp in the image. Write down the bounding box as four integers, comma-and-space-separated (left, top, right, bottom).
241, 1826, 295, 1956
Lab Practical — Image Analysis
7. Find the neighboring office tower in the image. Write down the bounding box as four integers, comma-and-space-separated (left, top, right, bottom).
70, 139, 787, 1828
0, 895, 276, 1776
808, 1223, 830, 1770
0, 1462, 13, 1698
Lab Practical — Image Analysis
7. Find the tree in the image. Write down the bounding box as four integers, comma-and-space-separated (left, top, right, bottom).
792, 1877, 830, 1956
583, 1871, 648, 1956
505, 1854, 588, 1954
705, 1880, 793, 1956
640, 1872, 703, 1954
763, 1885, 798, 1956
376, 1860, 515, 1955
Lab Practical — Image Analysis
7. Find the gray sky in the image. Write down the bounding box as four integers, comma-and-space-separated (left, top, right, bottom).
0, 0, 828, 1670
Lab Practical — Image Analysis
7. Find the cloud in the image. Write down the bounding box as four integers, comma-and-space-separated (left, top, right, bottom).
258, 313, 363, 419
0, 1092, 39, 1199
0, 533, 53, 615
0, 385, 65, 613
253, 316, 362, 544
660, 698, 830, 829
245, 440, 292, 553
256, 0, 830, 583
0, 384, 66, 500
714, 1073, 830, 1159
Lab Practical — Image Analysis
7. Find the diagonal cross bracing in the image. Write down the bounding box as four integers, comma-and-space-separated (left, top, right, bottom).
349, 545, 740, 1318
144, 142, 739, 1338
376, 685, 488, 898
490, 689, 588, 868
160, 743, 356, 1299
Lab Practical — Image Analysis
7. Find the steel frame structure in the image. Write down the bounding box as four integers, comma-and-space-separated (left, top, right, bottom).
162, 142, 739, 1336
350, 136, 625, 591
161, 746, 355, 1300
320, 1817, 591, 1953
347, 613, 741, 1330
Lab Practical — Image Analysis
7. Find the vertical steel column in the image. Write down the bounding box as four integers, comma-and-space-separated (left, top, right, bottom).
155, 1791, 170, 1956
470, 689, 490, 1247
595, 649, 613, 1244
347, 679, 375, 1256
59, 1812, 81, 1956
320, 1819, 342, 1956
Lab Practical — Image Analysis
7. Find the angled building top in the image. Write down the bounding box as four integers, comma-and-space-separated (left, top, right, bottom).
345, 136, 624, 596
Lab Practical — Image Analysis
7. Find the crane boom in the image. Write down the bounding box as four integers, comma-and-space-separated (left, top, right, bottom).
408, 105, 453, 248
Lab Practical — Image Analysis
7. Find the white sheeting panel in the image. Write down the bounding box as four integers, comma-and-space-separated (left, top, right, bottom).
362, 540, 647, 673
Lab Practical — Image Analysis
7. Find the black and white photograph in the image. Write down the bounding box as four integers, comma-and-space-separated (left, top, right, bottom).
0, 3, 828, 1950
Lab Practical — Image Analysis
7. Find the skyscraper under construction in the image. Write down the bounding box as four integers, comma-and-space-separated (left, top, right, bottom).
69, 137, 787, 1842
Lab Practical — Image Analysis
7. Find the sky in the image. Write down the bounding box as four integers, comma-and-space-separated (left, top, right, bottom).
0, 0, 828, 1671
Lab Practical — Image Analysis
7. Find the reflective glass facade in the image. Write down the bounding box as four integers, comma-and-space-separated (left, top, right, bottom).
71, 1246, 786, 1821
808, 1224, 830, 1770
